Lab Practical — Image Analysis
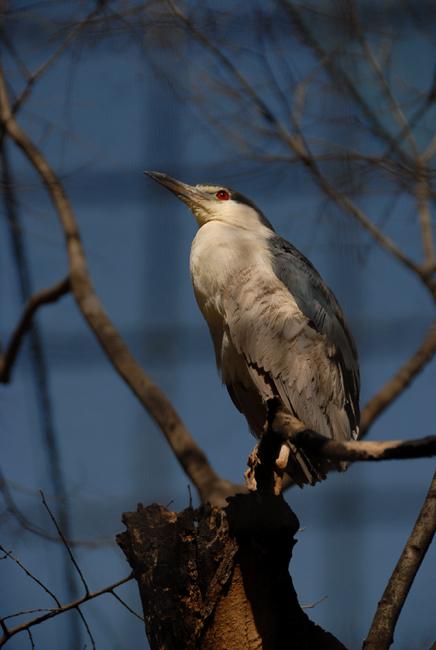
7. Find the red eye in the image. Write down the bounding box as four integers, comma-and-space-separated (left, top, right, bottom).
216, 190, 230, 201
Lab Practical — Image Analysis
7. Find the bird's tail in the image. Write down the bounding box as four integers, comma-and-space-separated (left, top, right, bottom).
285, 441, 326, 487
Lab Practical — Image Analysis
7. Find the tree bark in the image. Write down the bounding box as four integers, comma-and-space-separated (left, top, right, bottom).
117, 494, 347, 649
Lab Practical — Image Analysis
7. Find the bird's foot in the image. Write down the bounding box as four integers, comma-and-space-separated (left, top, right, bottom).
245, 440, 289, 495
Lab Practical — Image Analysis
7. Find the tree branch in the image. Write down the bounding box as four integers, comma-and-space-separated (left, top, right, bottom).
290, 431, 436, 462
0, 65, 233, 506
0, 467, 112, 548
271, 411, 436, 463
281, 0, 414, 168
0, 278, 70, 383
1, 1, 110, 118
0, 573, 133, 647
39, 491, 90, 596
363, 468, 436, 650
360, 322, 436, 436
416, 161, 435, 267
0, 543, 61, 609
168, 0, 436, 301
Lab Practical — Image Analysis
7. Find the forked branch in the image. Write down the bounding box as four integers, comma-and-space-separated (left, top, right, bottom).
0, 573, 134, 647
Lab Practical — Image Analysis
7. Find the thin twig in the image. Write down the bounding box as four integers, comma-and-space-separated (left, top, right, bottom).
0, 64, 229, 505
1, 139, 80, 633
350, 1, 418, 157
363, 469, 436, 650
10, 1, 111, 117
0, 574, 133, 647
168, 0, 436, 300
0, 467, 112, 547
0, 544, 60, 608
0, 277, 70, 383
416, 161, 435, 267
281, 0, 414, 168
110, 591, 144, 622
75, 606, 96, 650
301, 595, 327, 610
360, 322, 436, 436
40, 491, 90, 596
3, 608, 54, 622
26, 629, 34, 650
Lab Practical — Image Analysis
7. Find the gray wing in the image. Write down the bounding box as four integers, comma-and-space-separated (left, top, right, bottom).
221, 236, 360, 441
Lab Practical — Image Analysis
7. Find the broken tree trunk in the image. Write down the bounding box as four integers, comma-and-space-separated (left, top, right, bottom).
117, 492, 346, 649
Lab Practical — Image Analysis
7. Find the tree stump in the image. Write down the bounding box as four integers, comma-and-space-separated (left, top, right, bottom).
117, 493, 347, 649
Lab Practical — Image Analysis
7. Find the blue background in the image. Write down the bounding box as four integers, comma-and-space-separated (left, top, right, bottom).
1, 2, 435, 648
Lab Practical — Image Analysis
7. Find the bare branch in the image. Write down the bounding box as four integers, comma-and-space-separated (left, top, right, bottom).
271, 411, 436, 463
75, 606, 96, 650
109, 591, 144, 622
0, 65, 231, 505
0, 278, 70, 383
168, 1, 436, 300
350, 1, 418, 157
0, 543, 60, 608
40, 491, 90, 596
5, 1, 111, 117
26, 629, 34, 650
364, 468, 436, 650
0, 574, 133, 647
0, 467, 112, 548
280, 0, 414, 167
416, 162, 435, 267
290, 431, 436, 463
360, 322, 436, 436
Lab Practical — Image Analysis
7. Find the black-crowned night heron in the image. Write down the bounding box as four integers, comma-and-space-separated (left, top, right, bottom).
146, 171, 360, 485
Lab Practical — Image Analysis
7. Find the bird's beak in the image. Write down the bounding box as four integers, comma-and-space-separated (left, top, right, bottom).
145, 171, 207, 207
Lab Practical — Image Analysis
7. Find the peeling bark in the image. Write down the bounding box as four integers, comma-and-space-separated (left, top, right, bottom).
117, 494, 346, 649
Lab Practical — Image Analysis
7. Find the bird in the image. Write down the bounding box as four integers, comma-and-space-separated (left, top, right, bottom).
146, 171, 360, 485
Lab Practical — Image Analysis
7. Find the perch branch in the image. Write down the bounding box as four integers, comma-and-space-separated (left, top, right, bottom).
360, 322, 436, 436
364, 468, 436, 650
271, 411, 436, 462
291, 431, 436, 462
0, 278, 70, 383
0, 66, 231, 506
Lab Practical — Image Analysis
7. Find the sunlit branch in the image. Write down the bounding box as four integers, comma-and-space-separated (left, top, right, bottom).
291, 431, 436, 462
270, 412, 436, 463
364, 468, 436, 650
0, 65, 232, 506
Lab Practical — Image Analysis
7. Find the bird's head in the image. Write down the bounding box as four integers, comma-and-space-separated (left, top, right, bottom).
145, 171, 274, 232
